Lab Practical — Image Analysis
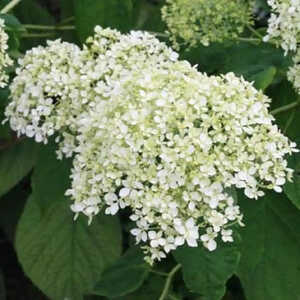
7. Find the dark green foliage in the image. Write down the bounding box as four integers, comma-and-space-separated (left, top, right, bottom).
74, 0, 133, 42
284, 148, 300, 210
237, 192, 300, 300
0, 139, 38, 197
93, 246, 150, 298
15, 144, 122, 300
174, 241, 240, 300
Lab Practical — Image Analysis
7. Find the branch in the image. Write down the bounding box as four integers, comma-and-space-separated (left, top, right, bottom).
21, 32, 56, 38
158, 264, 181, 300
271, 100, 300, 116
1, 0, 21, 14
23, 24, 75, 31
246, 24, 264, 40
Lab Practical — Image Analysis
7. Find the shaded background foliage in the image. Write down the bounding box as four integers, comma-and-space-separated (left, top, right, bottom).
0, 0, 299, 299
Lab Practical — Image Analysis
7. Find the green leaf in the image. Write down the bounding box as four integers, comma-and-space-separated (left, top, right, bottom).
14, 0, 56, 50
251, 66, 277, 91
113, 274, 165, 300
0, 88, 12, 139
268, 80, 300, 139
14, 0, 54, 26
284, 143, 300, 210
74, 0, 133, 43
0, 13, 23, 51
61, 0, 74, 19
0, 182, 29, 241
132, 0, 166, 32
60, 0, 79, 44
0, 139, 38, 197
0, 0, 9, 10
31, 142, 72, 211
237, 191, 300, 300
15, 144, 122, 300
0, 13, 22, 31
173, 241, 240, 300
181, 42, 290, 84
93, 246, 150, 298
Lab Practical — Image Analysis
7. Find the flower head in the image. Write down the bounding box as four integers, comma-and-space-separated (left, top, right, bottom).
4, 39, 83, 146
0, 18, 13, 87
5, 27, 297, 264
65, 32, 296, 262
287, 48, 300, 93
264, 0, 300, 54
161, 0, 253, 48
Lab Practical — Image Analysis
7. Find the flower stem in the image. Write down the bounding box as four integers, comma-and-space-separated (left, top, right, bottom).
284, 110, 295, 133
246, 24, 264, 40
148, 31, 169, 38
0, 0, 21, 13
271, 100, 300, 116
149, 270, 169, 277
23, 24, 75, 31
21, 32, 56, 38
237, 37, 261, 43
59, 16, 75, 25
158, 264, 181, 300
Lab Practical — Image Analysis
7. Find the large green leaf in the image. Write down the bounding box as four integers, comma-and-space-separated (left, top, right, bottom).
0, 139, 38, 197
268, 80, 300, 140
251, 66, 277, 91
237, 191, 300, 300
30, 142, 71, 211
114, 274, 165, 300
61, 0, 74, 19
132, 0, 166, 32
60, 0, 79, 44
0, 183, 29, 241
15, 144, 122, 300
173, 241, 240, 300
181, 42, 291, 86
14, 0, 56, 50
74, 0, 133, 43
93, 246, 150, 298
0, 88, 12, 139
0, 13, 23, 53
14, 0, 54, 26
284, 144, 300, 210
0, 0, 9, 10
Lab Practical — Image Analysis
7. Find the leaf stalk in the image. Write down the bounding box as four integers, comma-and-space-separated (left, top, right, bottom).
0, 0, 21, 13
158, 264, 181, 300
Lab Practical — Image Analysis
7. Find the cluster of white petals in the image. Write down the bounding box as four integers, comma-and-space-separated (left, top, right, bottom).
4, 39, 83, 146
5, 27, 297, 263
287, 48, 300, 94
5, 27, 178, 158
0, 18, 13, 88
161, 0, 253, 48
264, 0, 300, 54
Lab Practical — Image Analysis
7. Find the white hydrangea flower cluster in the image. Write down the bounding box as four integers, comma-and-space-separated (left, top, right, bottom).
5, 27, 297, 263
0, 18, 13, 88
59, 28, 178, 158
287, 48, 300, 94
264, 0, 300, 54
161, 0, 253, 48
5, 27, 178, 158
264, 0, 300, 95
68, 61, 296, 262
4, 39, 83, 146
